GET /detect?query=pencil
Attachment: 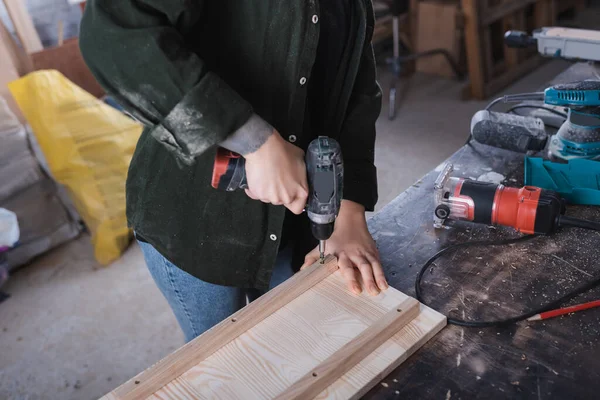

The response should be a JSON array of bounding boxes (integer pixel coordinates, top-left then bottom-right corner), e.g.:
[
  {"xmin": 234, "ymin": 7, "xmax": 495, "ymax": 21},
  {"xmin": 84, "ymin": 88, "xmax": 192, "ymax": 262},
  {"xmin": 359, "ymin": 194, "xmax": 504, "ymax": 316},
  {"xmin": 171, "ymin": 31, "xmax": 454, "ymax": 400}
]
[{"xmin": 527, "ymin": 300, "xmax": 600, "ymax": 321}]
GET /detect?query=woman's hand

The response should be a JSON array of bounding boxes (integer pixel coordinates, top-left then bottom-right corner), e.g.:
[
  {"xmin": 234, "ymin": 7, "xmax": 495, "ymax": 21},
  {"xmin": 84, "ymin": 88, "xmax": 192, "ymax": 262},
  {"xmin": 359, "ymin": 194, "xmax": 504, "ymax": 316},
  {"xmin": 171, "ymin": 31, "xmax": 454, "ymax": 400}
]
[
  {"xmin": 244, "ymin": 132, "xmax": 308, "ymax": 215},
  {"xmin": 301, "ymin": 200, "xmax": 388, "ymax": 296}
]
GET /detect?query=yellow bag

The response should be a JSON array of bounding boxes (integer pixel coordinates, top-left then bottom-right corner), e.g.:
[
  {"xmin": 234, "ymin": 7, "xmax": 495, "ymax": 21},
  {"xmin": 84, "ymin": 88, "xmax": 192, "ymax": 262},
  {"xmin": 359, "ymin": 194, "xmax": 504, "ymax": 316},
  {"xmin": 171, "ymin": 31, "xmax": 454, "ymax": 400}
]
[{"xmin": 9, "ymin": 70, "xmax": 142, "ymax": 264}]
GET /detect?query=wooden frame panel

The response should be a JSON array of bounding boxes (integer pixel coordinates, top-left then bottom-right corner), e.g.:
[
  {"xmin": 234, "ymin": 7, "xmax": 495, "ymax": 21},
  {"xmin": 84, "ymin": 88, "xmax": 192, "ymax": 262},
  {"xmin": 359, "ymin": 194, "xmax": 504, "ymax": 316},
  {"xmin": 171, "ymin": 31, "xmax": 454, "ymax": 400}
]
[{"xmin": 102, "ymin": 257, "xmax": 446, "ymax": 400}]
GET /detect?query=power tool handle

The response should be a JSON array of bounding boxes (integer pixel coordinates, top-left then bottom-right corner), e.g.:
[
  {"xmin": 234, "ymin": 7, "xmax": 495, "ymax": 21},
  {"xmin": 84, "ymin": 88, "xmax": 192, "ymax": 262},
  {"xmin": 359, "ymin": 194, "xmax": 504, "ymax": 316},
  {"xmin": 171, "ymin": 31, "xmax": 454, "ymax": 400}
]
[
  {"xmin": 211, "ymin": 148, "xmax": 247, "ymax": 191},
  {"xmin": 471, "ymin": 111, "xmax": 547, "ymax": 153}
]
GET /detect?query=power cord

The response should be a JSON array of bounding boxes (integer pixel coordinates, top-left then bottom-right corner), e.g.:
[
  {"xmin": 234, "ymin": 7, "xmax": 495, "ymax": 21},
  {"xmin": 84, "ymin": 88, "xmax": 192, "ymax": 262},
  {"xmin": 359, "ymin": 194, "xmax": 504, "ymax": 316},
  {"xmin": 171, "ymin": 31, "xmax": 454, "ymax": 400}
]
[
  {"xmin": 415, "ymin": 234, "xmax": 600, "ymax": 327},
  {"xmin": 507, "ymin": 104, "xmax": 568, "ymax": 119}
]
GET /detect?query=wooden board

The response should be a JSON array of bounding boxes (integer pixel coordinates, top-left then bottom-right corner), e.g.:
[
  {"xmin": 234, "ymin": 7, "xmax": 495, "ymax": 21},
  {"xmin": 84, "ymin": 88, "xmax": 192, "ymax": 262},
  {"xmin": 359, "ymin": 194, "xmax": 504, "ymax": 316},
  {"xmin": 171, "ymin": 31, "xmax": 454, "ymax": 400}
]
[
  {"xmin": 101, "ymin": 259, "xmax": 446, "ymax": 399},
  {"xmin": 2, "ymin": 0, "xmax": 43, "ymax": 53},
  {"xmin": 416, "ymin": 0, "xmax": 461, "ymax": 78},
  {"xmin": 0, "ymin": 20, "xmax": 30, "ymax": 122}
]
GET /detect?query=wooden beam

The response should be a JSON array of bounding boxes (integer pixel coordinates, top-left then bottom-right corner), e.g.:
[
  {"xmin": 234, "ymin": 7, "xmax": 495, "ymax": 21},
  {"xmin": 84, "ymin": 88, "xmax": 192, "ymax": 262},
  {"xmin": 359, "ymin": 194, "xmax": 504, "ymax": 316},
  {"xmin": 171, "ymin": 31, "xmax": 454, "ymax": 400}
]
[
  {"xmin": 503, "ymin": 14, "xmax": 520, "ymax": 70},
  {"xmin": 0, "ymin": 20, "xmax": 30, "ymax": 122},
  {"xmin": 103, "ymin": 255, "xmax": 339, "ymax": 400},
  {"xmin": 3, "ymin": 0, "xmax": 43, "ymax": 53},
  {"xmin": 274, "ymin": 297, "xmax": 420, "ymax": 400},
  {"xmin": 482, "ymin": 0, "xmax": 538, "ymax": 25},
  {"xmin": 461, "ymin": 0, "xmax": 486, "ymax": 99},
  {"xmin": 535, "ymin": 0, "xmax": 555, "ymax": 27}
]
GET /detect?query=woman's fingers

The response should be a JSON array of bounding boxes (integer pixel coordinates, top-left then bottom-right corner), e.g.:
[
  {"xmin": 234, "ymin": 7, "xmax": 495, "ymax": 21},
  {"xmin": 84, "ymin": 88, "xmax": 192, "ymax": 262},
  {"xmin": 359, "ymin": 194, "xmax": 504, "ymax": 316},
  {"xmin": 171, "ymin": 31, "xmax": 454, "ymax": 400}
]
[
  {"xmin": 365, "ymin": 252, "xmax": 388, "ymax": 291},
  {"xmin": 339, "ymin": 253, "xmax": 361, "ymax": 295},
  {"xmin": 351, "ymin": 254, "xmax": 379, "ymax": 296}
]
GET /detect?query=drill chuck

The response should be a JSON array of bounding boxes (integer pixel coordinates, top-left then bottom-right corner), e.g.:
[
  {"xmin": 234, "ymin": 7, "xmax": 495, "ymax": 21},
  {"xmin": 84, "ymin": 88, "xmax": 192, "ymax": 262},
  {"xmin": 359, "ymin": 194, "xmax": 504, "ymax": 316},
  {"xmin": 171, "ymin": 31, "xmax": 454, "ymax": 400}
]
[{"xmin": 310, "ymin": 221, "xmax": 334, "ymax": 241}]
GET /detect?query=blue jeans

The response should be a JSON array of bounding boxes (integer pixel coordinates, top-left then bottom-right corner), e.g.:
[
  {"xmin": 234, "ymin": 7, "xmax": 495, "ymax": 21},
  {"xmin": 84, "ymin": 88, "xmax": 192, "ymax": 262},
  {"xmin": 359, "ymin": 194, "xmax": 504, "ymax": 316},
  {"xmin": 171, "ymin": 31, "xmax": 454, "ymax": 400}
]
[{"xmin": 138, "ymin": 240, "xmax": 294, "ymax": 342}]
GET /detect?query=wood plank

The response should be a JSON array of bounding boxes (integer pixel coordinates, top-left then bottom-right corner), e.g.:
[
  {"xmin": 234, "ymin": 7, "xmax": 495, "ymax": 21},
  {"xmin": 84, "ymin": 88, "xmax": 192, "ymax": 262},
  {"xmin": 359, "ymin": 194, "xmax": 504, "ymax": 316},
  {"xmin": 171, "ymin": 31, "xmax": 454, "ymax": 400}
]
[
  {"xmin": 2, "ymin": 0, "xmax": 43, "ymax": 53},
  {"xmin": 0, "ymin": 20, "xmax": 29, "ymax": 122},
  {"xmin": 336, "ymin": 305, "xmax": 447, "ymax": 400},
  {"xmin": 535, "ymin": 0, "xmax": 555, "ymax": 27},
  {"xmin": 502, "ymin": 14, "xmax": 519, "ymax": 69},
  {"xmin": 461, "ymin": 0, "xmax": 486, "ymax": 99},
  {"xmin": 482, "ymin": 26, "xmax": 495, "ymax": 81},
  {"xmin": 481, "ymin": 0, "xmax": 538, "ymax": 25},
  {"xmin": 415, "ymin": 0, "xmax": 461, "ymax": 78},
  {"xmin": 275, "ymin": 297, "xmax": 419, "ymax": 400},
  {"xmin": 409, "ymin": 0, "xmax": 420, "ymax": 49},
  {"xmin": 101, "ymin": 255, "xmax": 339, "ymax": 400},
  {"xmin": 148, "ymin": 272, "xmax": 446, "ymax": 399}
]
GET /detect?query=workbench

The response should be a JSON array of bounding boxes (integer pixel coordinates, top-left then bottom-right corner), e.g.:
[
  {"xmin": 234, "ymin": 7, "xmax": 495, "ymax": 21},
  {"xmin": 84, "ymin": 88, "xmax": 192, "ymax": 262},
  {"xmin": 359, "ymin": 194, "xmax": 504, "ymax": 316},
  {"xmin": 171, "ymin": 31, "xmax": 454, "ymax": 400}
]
[{"xmin": 365, "ymin": 62, "xmax": 600, "ymax": 399}]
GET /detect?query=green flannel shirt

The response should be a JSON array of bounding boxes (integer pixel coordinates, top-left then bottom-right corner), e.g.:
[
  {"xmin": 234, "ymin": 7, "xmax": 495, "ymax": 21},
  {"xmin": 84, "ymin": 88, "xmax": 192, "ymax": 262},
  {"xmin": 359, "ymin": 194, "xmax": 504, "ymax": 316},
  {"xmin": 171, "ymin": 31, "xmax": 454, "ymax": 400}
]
[{"xmin": 79, "ymin": 0, "xmax": 381, "ymax": 289}]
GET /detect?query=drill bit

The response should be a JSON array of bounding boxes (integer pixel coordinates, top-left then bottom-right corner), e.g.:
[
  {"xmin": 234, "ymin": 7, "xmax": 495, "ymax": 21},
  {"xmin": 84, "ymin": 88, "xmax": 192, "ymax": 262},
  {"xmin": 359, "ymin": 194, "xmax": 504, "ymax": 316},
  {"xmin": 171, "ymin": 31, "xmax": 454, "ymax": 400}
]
[{"xmin": 319, "ymin": 240, "xmax": 326, "ymax": 264}]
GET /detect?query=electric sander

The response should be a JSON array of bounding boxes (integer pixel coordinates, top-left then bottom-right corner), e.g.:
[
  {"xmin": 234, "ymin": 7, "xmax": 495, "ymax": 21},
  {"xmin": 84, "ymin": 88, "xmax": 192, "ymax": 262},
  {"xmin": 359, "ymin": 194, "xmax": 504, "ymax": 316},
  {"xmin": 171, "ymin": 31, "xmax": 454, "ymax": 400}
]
[
  {"xmin": 471, "ymin": 80, "xmax": 600, "ymax": 161},
  {"xmin": 212, "ymin": 137, "xmax": 343, "ymax": 263}
]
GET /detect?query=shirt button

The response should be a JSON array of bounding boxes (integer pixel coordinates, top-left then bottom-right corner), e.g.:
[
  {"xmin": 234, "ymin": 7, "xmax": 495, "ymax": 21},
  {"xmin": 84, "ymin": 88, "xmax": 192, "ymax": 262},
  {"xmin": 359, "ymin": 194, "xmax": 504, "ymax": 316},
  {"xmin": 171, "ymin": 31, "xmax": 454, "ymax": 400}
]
[
  {"xmin": 288, "ymin": 135, "xmax": 297, "ymax": 143},
  {"xmin": 269, "ymin": 234, "xmax": 277, "ymax": 241},
  {"xmin": 299, "ymin": 77, "xmax": 307, "ymax": 86},
  {"xmin": 312, "ymin": 15, "xmax": 319, "ymax": 24}
]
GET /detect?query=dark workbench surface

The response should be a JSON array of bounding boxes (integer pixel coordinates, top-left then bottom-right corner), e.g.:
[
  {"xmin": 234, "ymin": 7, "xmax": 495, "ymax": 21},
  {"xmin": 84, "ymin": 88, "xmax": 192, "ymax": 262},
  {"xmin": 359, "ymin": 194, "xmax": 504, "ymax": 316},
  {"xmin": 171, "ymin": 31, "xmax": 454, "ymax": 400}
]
[{"xmin": 365, "ymin": 62, "xmax": 600, "ymax": 400}]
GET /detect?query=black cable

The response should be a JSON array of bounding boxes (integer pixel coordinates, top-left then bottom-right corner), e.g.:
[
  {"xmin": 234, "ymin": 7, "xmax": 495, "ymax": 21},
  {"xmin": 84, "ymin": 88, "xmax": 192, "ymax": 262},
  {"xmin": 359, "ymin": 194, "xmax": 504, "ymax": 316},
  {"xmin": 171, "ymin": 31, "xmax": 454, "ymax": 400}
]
[
  {"xmin": 507, "ymin": 104, "xmax": 568, "ymax": 119},
  {"xmin": 559, "ymin": 215, "xmax": 600, "ymax": 232},
  {"xmin": 415, "ymin": 235, "xmax": 600, "ymax": 327}
]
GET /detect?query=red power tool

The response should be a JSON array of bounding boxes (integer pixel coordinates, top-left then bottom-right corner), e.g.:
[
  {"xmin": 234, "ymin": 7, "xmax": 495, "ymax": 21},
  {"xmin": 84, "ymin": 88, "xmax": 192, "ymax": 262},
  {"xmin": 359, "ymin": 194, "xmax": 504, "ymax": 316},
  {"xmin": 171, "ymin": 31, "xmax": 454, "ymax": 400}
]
[
  {"xmin": 433, "ymin": 163, "xmax": 566, "ymax": 235},
  {"xmin": 212, "ymin": 148, "xmax": 248, "ymax": 191}
]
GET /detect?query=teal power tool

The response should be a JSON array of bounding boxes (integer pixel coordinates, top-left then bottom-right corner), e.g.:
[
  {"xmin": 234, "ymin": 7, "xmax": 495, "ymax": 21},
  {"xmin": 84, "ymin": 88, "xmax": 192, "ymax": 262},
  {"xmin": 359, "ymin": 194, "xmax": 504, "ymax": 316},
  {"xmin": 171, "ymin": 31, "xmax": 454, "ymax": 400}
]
[
  {"xmin": 471, "ymin": 80, "xmax": 600, "ymax": 161},
  {"xmin": 212, "ymin": 136, "xmax": 343, "ymax": 264}
]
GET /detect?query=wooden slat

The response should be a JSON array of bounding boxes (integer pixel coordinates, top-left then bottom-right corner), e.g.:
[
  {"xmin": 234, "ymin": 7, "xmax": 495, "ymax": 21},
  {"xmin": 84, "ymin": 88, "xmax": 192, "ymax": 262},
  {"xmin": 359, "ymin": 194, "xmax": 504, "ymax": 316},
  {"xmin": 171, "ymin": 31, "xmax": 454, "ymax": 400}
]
[
  {"xmin": 275, "ymin": 297, "xmax": 420, "ymax": 400},
  {"xmin": 409, "ymin": 0, "xmax": 420, "ymax": 49},
  {"xmin": 415, "ymin": 0, "xmax": 460, "ymax": 78},
  {"xmin": 461, "ymin": 0, "xmax": 486, "ymax": 99},
  {"xmin": 535, "ymin": 0, "xmax": 555, "ymax": 27},
  {"xmin": 103, "ymin": 255, "xmax": 339, "ymax": 400},
  {"xmin": 482, "ymin": 26, "xmax": 496, "ymax": 81},
  {"xmin": 2, "ymin": 0, "xmax": 43, "ymax": 53},
  {"xmin": 503, "ymin": 14, "xmax": 519, "ymax": 69},
  {"xmin": 481, "ymin": 0, "xmax": 538, "ymax": 25},
  {"xmin": 0, "ymin": 20, "xmax": 29, "ymax": 122},
  {"xmin": 340, "ymin": 305, "xmax": 447, "ymax": 400}
]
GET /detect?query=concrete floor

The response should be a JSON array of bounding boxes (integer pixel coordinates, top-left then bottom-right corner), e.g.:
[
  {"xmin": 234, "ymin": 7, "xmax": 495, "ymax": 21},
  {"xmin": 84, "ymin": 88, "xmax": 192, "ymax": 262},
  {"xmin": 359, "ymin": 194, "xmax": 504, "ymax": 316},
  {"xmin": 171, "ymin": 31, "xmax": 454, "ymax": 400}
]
[{"xmin": 0, "ymin": 53, "xmax": 572, "ymax": 399}]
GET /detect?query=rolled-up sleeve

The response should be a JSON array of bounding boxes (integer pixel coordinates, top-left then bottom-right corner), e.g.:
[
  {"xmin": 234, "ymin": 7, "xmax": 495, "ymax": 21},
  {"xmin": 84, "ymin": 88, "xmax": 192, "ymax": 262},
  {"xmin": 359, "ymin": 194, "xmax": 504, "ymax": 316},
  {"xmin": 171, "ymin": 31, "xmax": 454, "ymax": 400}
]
[{"xmin": 79, "ymin": 0, "xmax": 254, "ymax": 166}]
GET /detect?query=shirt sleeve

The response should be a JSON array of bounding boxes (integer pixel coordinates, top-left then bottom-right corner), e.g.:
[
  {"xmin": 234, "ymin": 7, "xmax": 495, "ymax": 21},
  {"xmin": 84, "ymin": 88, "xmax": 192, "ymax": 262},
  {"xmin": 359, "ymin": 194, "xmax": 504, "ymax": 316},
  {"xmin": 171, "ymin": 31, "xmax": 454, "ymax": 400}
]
[
  {"xmin": 79, "ymin": 0, "xmax": 255, "ymax": 166},
  {"xmin": 339, "ymin": 39, "xmax": 382, "ymax": 212}
]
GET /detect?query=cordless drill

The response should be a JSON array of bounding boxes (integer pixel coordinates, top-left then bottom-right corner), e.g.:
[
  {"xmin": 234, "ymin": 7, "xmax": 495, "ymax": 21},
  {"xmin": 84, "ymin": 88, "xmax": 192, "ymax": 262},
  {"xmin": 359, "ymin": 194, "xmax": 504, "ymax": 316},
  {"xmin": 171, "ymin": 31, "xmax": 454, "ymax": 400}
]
[
  {"xmin": 433, "ymin": 163, "xmax": 600, "ymax": 234},
  {"xmin": 212, "ymin": 137, "xmax": 344, "ymax": 263}
]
